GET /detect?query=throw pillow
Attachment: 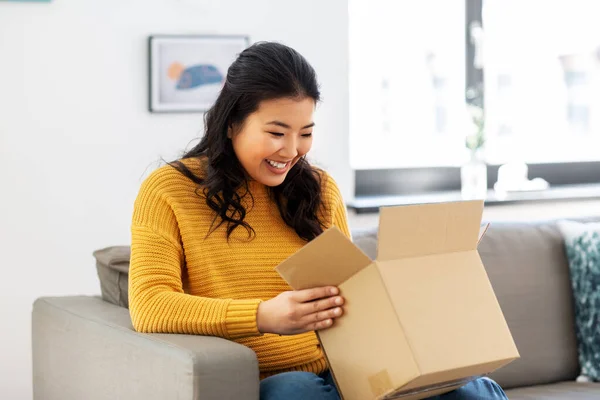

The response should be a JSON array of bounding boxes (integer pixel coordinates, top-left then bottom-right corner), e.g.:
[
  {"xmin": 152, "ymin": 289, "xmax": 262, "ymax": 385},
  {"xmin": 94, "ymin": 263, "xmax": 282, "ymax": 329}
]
[
  {"xmin": 93, "ymin": 246, "xmax": 131, "ymax": 308},
  {"xmin": 557, "ymin": 220, "xmax": 600, "ymax": 381}
]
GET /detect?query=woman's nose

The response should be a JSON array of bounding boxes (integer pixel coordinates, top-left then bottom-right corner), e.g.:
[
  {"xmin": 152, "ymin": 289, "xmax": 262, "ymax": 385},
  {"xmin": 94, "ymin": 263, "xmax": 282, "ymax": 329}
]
[{"xmin": 279, "ymin": 136, "xmax": 299, "ymax": 159}]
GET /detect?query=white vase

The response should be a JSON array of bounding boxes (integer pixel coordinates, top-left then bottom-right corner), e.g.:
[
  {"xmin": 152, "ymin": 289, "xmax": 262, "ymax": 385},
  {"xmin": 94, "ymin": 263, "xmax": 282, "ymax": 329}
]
[{"xmin": 461, "ymin": 152, "xmax": 488, "ymax": 199}]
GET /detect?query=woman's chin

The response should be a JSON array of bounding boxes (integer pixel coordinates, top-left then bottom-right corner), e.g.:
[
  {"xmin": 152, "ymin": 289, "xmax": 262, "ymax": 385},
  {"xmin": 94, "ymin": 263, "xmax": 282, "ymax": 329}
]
[{"xmin": 260, "ymin": 175, "xmax": 287, "ymax": 187}]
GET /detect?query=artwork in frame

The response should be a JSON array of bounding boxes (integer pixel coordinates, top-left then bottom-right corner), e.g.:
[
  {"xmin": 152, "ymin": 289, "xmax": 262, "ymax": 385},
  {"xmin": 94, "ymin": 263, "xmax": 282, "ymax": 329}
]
[{"xmin": 148, "ymin": 35, "xmax": 250, "ymax": 113}]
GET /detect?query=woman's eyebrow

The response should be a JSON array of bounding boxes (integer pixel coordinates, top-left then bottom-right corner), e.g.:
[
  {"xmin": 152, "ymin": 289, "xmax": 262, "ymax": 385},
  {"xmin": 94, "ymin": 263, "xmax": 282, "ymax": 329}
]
[{"xmin": 265, "ymin": 120, "xmax": 315, "ymax": 129}]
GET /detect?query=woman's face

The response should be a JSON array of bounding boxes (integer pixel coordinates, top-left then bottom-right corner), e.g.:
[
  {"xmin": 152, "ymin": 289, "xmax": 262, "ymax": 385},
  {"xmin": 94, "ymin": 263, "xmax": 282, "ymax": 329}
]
[{"xmin": 230, "ymin": 97, "xmax": 315, "ymax": 187}]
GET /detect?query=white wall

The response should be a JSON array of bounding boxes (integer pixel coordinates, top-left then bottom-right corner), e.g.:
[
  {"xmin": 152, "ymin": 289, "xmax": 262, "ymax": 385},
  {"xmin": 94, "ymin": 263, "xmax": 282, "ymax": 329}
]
[{"xmin": 0, "ymin": 1, "xmax": 350, "ymax": 398}]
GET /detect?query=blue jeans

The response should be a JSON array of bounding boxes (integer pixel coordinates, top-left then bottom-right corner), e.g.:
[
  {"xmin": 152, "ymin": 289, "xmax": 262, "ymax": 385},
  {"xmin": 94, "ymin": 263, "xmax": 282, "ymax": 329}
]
[{"xmin": 260, "ymin": 371, "xmax": 508, "ymax": 400}]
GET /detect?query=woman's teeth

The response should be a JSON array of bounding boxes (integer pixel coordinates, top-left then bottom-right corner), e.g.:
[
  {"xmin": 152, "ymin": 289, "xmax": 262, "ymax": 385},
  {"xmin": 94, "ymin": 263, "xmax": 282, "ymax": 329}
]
[{"xmin": 266, "ymin": 159, "xmax": 288, "ymax": 169}]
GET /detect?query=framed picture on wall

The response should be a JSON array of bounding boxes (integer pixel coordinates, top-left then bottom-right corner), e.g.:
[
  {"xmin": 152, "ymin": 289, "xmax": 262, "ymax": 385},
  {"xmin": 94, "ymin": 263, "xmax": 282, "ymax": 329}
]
[{"xmin": 148, "ymin": 34, "xmax": 250, "ymax": 113}]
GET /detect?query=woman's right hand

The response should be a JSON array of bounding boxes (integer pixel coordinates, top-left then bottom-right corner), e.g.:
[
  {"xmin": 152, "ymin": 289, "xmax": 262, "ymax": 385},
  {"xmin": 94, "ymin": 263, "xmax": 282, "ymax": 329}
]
[{"xmin": 256, "ymin": 286, "xmax": 344, "ymax": 335}]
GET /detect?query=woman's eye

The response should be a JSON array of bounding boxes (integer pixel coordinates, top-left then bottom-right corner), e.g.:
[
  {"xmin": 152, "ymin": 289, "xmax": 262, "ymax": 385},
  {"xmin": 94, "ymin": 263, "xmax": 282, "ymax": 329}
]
[
  {"xmin": 268, "ymin": 132, "xmax": 284, "ymax": 137},
  {"xmin": 301, "ymin": 133, "xmax": 313, "ymax": 137}
]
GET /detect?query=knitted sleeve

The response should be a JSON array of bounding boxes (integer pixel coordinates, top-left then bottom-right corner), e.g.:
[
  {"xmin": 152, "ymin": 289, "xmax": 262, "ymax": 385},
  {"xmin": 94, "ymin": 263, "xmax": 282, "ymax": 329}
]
[{"xmin": 128, "ymin": 167, "xmax": 262, "ymax": 339}]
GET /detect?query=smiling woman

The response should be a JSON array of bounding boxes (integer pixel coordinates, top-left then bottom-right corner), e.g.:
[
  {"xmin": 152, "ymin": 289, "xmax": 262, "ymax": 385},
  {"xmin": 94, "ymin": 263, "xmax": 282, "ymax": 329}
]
[{"xmin": 129, "ymin": 42, "xmax": 350, "ymax": 400}]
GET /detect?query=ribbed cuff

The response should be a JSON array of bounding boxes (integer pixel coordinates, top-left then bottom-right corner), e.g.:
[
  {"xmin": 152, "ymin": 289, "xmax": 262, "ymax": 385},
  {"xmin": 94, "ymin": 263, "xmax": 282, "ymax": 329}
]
[{"xmin": 225, "ymin": 299, "xmax": 263, "ymax": 339}]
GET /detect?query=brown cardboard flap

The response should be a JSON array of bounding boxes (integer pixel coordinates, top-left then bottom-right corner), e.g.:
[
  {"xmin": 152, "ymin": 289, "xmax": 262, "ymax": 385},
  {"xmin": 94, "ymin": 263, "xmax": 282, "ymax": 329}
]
[
  {"xmin": 377, "ymin": 200, "xmax": 484, "ymax": 261},
  {"xmin": 478, "ymin": 223, "xmax": 490, "ymax": 245},
  {"xmin": 275, "ymin": 227, "xmax": 373, "ymax": 290}
]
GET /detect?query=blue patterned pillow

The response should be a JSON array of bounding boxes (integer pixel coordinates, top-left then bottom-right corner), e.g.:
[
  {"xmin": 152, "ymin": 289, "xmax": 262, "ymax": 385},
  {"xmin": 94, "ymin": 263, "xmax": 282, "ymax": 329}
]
[{"xmin": 558, "ymin": 220, "xmax": 600, "ymax": 381}]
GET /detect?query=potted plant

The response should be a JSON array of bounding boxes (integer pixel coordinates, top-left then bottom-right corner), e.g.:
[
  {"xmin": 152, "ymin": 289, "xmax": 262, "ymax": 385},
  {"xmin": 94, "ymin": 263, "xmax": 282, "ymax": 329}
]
[{"xmin": 461, "ymin": 87, "xmax": 488, "ymax": 199}]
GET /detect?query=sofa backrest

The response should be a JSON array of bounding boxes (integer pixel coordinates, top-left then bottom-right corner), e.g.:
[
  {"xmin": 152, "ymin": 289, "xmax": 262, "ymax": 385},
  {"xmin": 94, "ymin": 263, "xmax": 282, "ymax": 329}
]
[
  {"xmin": 353, "ymin": 218, "xmax": 600, "ymax": 390},
  {"xmin": 477, "ymin": 222, "xmax": 580, "ymax": 388}
]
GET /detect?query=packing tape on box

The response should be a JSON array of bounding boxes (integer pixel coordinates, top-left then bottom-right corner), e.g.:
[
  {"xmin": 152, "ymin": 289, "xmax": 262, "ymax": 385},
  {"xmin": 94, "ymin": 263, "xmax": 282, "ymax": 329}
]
[{"xmin": 368, "ymin": 369, "xmax": 393, "ymax": 398}]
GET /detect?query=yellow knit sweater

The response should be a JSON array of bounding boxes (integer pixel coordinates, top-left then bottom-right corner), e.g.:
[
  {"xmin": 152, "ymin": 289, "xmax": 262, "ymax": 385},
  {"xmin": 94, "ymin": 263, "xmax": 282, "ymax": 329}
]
[{"xmin": 129, "ymin": 158, "xmax": 351, "ymax": 378}]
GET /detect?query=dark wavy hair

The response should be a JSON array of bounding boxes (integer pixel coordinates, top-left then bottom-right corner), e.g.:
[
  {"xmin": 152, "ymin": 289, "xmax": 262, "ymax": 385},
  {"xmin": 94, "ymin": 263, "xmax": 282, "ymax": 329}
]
[{"xmin": 170, "ymin": 42, "xmax": 325, "ymax": 241}]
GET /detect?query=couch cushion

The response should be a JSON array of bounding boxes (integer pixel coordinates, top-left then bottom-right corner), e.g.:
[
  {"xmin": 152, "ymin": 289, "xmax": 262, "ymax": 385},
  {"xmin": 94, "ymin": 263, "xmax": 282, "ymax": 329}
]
[
  {"xmin": 505, "ymin": 381, "xmax": 600, "ymax": 399},
  {"xmin": 352, "ymin": 228, "xmax": 378, "ymax": 259},
  {"xmin": 480, "ymin": 222, "xmax": 580, "ymax": 389}
]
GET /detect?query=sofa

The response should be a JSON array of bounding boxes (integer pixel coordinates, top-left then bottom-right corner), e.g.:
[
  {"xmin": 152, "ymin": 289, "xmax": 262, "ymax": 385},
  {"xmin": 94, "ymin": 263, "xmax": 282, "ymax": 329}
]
[{"xmin": 32, "ymin": 218, "xmax": 600, "ymax": 399}]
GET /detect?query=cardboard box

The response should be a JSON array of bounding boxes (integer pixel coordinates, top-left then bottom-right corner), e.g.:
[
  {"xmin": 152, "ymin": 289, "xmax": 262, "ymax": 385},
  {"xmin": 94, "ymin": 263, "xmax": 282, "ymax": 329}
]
[{"xmin": 276, "ymin": 200, "xmax": 519, "ymax": 400}]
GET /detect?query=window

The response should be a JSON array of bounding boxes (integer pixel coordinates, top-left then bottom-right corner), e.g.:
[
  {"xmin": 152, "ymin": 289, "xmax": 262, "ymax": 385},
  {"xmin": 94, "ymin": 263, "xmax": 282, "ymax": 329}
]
[
  {"xmin": 350, "ymin": 0, "xmax": 600, "ymax": 199},
  {"xmin": 483, "ymin": 0, "xmax": 600, "ymax": 164},
  {"xmin": 349, "ymin": 0, "xmax": 466, "ymax": 169}
]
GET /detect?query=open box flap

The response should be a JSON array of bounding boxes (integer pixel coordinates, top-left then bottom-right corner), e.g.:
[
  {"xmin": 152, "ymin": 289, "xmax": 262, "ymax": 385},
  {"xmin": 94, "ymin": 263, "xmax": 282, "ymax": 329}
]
[
  {"xmin": 276, "ymin": 227, "xmax": 373, "ymax": 290},
  {"xmin": 478, "ymin": 223, "xmax": 490, "ymax": 245},
  {"xmin": 377, "ymin": 200, "xmax": 485, "ymax": 261}
]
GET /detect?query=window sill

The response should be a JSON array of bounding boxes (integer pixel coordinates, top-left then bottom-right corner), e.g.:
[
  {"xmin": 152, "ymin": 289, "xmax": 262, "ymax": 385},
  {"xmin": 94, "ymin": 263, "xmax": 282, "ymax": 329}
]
[{"xmin": 347, "ymin": 183, "xmax": 600, "ymax": 214}]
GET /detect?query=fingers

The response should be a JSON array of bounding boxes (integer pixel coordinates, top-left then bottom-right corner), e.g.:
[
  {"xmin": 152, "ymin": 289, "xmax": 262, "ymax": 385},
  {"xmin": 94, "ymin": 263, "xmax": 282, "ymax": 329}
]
[
  {"xmin": 311, "ymin": 305, "xmax": 343, "ymax": 323},
  {"xmin": 298, "ymin": 294, "xmax": 344, "ymax": 316},
  {"xmin": 310, "ymin": 318, "xmax": 334, "ymax": 331},
  {"xmin": 305, "ymin": 306, "xmax": 344, "ymax": 331},
  {"xmin": 285, "ymin": 287, "xmax": 345, "ymax": 334},
  {"xmin": 293, "ymin": 286, "xmax": 339, "ymax": 303},
  {"xmin": 300, "ymin": 299, "xmax": 344, "ymax": 331}
]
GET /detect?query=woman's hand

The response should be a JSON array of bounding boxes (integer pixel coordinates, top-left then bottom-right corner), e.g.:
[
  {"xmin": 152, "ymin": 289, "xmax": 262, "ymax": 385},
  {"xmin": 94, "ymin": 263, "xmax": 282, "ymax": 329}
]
[{"xmin": 256, "ymin": 286, "xmax": 344, "ymax": 335}]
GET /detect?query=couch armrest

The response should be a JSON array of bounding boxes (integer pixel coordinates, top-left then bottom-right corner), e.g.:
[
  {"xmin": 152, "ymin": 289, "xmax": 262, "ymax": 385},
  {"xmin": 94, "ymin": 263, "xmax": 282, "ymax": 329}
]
[{"xmin": 32, "ymin": 296, "xmax": 259, "ymax": 400}]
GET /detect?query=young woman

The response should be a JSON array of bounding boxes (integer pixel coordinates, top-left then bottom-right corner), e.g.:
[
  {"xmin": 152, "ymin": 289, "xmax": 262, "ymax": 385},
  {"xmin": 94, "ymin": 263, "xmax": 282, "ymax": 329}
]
[{"xmin": 129, "ymin": 41, "xmax": 508, "ymax": 400}]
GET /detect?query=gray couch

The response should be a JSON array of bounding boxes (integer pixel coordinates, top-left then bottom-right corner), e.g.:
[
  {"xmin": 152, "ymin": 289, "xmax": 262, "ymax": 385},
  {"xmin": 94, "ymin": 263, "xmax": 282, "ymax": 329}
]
[{"xmin": 32, "ymin": 218, "xmax": 600, "ymax": 399}]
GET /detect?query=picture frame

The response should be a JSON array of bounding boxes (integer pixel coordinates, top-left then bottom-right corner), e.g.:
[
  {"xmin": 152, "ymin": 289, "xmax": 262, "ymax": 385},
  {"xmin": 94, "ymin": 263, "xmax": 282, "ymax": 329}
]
[{"xmin": 148, "ymin": 34, "xmax": 250, "ymax": 113}]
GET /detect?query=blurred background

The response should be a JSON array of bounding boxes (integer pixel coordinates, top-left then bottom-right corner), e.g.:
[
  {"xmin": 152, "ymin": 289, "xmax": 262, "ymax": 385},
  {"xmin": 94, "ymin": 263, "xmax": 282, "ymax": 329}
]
[{"xmin": 1, "ymin": 0, "xmax": 599, "ymax": 398}]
